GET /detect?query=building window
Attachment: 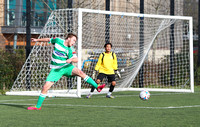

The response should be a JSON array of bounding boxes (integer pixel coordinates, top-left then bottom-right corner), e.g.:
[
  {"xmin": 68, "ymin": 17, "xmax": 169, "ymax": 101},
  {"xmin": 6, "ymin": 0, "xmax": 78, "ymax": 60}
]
[
  {"xmin": 5, "ymin": 0, "xmax": 57, "ymax": 27},
  {"xmin": 6, "ymin": 0, "xmax": 16, "ymax": 26}
]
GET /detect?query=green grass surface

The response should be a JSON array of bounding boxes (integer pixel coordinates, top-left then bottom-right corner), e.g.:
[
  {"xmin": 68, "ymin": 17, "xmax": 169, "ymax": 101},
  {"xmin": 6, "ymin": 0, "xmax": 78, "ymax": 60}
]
[{"xmin": 1, "ymin": 87, "xmax": 200, "ymax": 127}]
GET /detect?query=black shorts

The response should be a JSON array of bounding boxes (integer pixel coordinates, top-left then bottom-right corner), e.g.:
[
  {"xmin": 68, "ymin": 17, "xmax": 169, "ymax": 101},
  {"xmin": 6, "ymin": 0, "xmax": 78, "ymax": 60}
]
[{"xmin": 97, "ymin": 73, "xmax": 115, "ymax": 82}]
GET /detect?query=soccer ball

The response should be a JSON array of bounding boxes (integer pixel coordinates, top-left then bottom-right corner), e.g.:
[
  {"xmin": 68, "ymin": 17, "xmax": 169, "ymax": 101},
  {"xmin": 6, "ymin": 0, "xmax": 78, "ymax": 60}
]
[{"xmin": 139, "ymin": 90, "xmax": 150, "ymax": 100}]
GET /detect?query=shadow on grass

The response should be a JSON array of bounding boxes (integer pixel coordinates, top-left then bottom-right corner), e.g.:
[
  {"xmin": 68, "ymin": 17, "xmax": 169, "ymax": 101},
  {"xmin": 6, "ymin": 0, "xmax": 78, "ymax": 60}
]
[{"xmin": 0, "ymin": 103, "xmax": 29, "ymax": 110}]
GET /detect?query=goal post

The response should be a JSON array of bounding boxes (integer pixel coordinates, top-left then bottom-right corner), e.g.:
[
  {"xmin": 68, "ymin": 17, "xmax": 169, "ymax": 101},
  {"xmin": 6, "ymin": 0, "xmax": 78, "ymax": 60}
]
[{"xmin": 6, "ymin": 8, "xmax": 194, "ymax": 97}]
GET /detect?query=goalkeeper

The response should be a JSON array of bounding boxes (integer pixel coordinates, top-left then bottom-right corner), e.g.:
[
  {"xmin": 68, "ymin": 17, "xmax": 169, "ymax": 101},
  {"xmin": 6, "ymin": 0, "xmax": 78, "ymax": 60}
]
[
  {"xmin": 86, "ymin": 42, "xmax": 121, "ymax": 99},
  {"xmin": 27, "ymin": 33, "xmax": 105, "ymax": 110}
]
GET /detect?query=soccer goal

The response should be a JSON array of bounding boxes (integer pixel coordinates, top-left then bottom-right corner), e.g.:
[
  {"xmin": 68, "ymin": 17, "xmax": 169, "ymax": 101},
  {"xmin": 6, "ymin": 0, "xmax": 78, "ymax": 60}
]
[{"xmin": 6, "ymin": 8, "xmax": 194, "ymax": 97}]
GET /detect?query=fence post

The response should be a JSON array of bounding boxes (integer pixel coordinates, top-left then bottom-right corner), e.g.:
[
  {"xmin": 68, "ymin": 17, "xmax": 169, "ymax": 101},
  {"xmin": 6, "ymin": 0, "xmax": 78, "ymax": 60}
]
[
  {"xmin": 26, "ymin": 0, "xmax": 31, "ymax": 90},
  {"xmin": 105, "ymin": 0, "xmax": 110, "ymax": 44},
  {"xmin": 196, "ymin": 0, "xmax": 200, "ymax": 85},
  {"xmin": 139, "ymin": 0, "xmax": 144, "ymax": 88},
  {"xmin": 170, "ymin": 0, "xmax": 175, "ymax": 86}
]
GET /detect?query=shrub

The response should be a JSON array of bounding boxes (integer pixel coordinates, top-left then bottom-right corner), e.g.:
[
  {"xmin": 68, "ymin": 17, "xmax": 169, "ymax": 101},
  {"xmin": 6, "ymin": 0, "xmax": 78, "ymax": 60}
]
[{"xmin": 0, "ymin": 48, "xmax": 26, "ymax": 91}]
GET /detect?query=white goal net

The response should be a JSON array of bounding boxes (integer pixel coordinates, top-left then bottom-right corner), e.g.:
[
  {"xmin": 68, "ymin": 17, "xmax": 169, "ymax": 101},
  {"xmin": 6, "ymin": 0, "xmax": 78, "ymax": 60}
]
[{"xmin": 6, "ymin": 8, "xmax": 194, "ymax": 97}]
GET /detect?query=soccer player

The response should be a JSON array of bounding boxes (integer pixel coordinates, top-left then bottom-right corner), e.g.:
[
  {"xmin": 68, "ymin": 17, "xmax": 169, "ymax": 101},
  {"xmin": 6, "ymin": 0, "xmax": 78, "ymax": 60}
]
[
  {"xmin": 27, "ymin": 33, "xmax": 105, "ymax": 110},
  {"xmin": 86, "ymin": 42, "xmax": 121, "ymax": 99}
]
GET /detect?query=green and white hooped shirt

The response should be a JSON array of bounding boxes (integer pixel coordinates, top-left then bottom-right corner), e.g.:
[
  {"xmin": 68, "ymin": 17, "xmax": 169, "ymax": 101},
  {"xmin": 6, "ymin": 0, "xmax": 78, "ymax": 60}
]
[{"xmin": 49, "ymin": 37, "xmax": 77, "ymax": 69}]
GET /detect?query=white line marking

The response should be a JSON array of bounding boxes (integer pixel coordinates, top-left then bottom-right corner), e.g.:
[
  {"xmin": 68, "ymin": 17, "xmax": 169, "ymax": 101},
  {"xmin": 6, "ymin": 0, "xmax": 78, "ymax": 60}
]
[{"xmin": 1, "ymin": 102, "xmax": 200, "ymax": 109}]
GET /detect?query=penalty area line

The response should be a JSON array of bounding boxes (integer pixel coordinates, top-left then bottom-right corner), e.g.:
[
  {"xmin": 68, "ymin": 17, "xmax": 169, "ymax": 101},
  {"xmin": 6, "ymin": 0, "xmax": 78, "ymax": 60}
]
[{"xmin": 1, "ymin": 102, "xmax": 200, "ymax": 109}]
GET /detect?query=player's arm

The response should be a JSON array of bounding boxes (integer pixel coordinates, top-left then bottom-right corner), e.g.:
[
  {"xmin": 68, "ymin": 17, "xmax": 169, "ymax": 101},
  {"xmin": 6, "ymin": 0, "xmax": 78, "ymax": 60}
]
[
  {"xmin": 113, "ymin": 53, "xmax": 118, "ymax": 70},
  {"xmin": 66, "ymin": 56, "xmax": 78, "ymax": 63},
  {"xmin": 113, "ymin": 53, "xmax": 121, "ymax": 79},
  {"xmin": 95, "ymin": 54, "xmax": 103, "ymax": 71},
  {"xmin": 66, "ymin": 46, "xmax": 78, "ymax": 63},
  {"xmin": 92, "ymin": 54, "xmax": 103, "ymax": 79},
  {"xmin": 31, "ymin": 38, "xmax": 51, "ymax": 42}
]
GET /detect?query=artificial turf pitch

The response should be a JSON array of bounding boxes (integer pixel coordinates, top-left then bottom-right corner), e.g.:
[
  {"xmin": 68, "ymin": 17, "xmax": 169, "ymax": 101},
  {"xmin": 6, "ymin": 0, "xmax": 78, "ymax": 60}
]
[{"xmin": 1, "ymin": 88, "xmax": 200, "ymax": 127}]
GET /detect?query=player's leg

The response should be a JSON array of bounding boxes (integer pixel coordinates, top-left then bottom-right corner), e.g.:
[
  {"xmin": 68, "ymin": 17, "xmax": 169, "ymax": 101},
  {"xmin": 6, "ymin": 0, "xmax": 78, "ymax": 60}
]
[
  {"xmin": 91, "ymin": 79, "xmax": 101, "ymax": 92},
  {"xmin": 86, "ymin": 79, "xmax": 100, "ymax": 98},
  {"xmin": 90, "ymin": 79, "xmax": 101, "ymax": 93},
  {"xmin": 28, "ymin": 69, "xmax": 62, "ymax": 110},
  {"xmin": 90, "ymin": 73, "xmax": 105, "ymax": 92},
  {"xmin": 106, "ymin": 74, "xmax": 116, "ymax": 98},
  {"xmin": 71, "ymin": 67, "xmax": 105, "ymax": 92},
  {"xmin": 34, "ymin": 81, "xmax": 54, "ymax": 108},
  {"xmin": 87, "ymin": 73, "xmax": 105, "ymax": 98}
]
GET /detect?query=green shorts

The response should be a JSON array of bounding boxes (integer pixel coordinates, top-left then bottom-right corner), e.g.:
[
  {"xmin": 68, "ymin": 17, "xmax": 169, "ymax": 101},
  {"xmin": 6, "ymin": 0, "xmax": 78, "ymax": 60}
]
[{"xmin": 46, "ymin": 64, "xmax": 75, "ymax": 82}]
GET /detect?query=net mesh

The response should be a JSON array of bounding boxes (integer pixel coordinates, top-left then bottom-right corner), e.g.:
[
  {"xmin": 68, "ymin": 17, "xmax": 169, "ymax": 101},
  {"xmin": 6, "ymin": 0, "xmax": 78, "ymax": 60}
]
[{"xmin": 9, "ymin": 8, "xmax": 193, "ymax": 96}]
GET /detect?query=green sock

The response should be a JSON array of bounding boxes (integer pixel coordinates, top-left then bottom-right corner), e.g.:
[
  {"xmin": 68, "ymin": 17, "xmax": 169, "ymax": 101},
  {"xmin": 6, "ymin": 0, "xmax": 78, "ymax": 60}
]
[
  {"xmin": 84, "ymin": 76, "xmax": 98, "ymax": 88},
  {"xmin": 36, "ymin": 93, "xmax": 46, "ymax": 108}
]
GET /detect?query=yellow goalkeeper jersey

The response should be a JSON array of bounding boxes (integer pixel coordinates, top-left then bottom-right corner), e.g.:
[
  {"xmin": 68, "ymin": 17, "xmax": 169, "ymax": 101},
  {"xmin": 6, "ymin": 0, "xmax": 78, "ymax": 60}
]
[{"xmin": 95, "ymin": 52, "xmax": 118, "ymax": 74}]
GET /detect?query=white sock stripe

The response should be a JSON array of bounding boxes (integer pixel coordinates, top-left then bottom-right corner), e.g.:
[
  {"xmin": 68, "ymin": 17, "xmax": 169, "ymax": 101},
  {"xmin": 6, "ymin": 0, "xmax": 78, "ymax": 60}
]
[
  {"xmin": 84, "ymin": 76, "xmax": 89, "ymax": 81},
  {"xmin": 40, "ymin": 93, "xmax": 47, "ymax": 97}
]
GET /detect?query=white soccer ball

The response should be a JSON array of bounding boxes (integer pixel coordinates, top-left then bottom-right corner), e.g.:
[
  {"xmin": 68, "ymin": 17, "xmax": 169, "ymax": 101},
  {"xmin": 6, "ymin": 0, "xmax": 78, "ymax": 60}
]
[{"xmin": 139, "ymin": 90, "xmax": 150, "ymax": 100}]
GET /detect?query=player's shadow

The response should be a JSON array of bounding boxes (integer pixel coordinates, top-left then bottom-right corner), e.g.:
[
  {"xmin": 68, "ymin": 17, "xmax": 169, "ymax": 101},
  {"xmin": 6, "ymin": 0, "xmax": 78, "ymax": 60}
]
[{"xmin": 0, "ymin": 103, "xmax": 28, "ymax": 110}]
